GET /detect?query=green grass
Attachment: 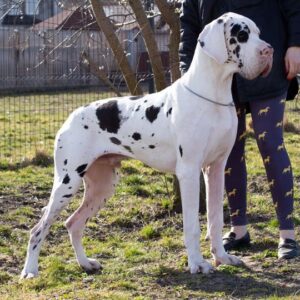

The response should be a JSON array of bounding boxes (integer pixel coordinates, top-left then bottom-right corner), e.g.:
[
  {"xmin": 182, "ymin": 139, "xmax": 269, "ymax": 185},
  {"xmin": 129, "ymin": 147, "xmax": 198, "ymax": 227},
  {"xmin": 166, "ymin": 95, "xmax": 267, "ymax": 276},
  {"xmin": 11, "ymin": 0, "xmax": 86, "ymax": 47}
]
[
  {"xmin": 0, "ymin": 151, "xmax": 299, "ymax": 299},
  {"xmin": 0, "ymin": 89, "xmax": 118, "ymax": 164},
  {"xmin": 139, "ymin": 224, "xmax": 160, "ymax": 240},
  {"xmin": 0, "ymin": 94, "xmax": 300, "ymax": 299}
]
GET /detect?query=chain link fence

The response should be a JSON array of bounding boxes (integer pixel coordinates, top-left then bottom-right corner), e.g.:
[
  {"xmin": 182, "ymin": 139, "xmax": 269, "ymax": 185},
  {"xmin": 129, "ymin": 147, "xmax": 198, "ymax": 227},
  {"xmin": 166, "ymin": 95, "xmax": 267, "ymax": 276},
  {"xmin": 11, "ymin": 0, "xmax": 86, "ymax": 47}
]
[
  {"xmin": 0, "ymin": 0, "xmax": 172, "ymax": 165},
  {"xmin": 0, "ymin": 1, "xmax": 299, "ymax": 165}
]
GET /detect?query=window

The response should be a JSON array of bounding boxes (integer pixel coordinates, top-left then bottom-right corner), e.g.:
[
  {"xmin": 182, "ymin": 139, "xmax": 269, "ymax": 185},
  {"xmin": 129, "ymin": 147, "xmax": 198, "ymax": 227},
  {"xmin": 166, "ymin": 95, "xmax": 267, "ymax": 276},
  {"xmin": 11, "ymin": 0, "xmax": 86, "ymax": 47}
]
[
  {"xmin": 7, "ymin": 0, "xmax": 25, "ymax": 15},
  {"xmin": 6, "ymin": 0, "xmax": 39, "ymax": 16},
  {"xmin": 25, "ymin": 0, "xmax": 39, "ymax": 15},
  {"xmin": 2, "ymin": 0, "xmax": 41, "ymax": 25}
]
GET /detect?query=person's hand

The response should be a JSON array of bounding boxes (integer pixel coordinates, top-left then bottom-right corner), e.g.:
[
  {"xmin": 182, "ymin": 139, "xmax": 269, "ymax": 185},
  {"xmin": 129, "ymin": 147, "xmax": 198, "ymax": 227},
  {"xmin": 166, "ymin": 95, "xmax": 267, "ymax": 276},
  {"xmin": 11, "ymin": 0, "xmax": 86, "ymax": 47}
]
[{"xmin": 285, "ymin": 46, "xmax": 300, "ymax": 80}]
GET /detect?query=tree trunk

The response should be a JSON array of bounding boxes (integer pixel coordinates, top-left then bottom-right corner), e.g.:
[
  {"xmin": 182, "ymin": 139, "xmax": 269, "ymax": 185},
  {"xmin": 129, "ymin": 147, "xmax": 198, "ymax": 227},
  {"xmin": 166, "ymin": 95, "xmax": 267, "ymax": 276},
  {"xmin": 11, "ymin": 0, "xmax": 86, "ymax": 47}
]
[
  {"xmin": 172, "ymin": 173, "xmax": 206, "ymax": 214},
  {"xmin": 154, "ymin": 0, "xmax": 181, "ymax": 82},
  {"xmin": 154, "ymin": 1, "xmax": 183, "ymax": 212},
  {"xmin": 155, "ymin": 0, "xmax": 182, "ymax": 213},
  {"xmin": 90, "ymin": 0, "xmax": 143, "ymax": 95},
  {"xmin": 157, "ymin": 1, "xmax": 206, "ymax": 214},
  {"xmin": 81, "ymin": 51, "xmax": 122, "ymax": 97},
  {"xmin": 128, "ymin": 0, "xmax": 167, "ymax": 92}
]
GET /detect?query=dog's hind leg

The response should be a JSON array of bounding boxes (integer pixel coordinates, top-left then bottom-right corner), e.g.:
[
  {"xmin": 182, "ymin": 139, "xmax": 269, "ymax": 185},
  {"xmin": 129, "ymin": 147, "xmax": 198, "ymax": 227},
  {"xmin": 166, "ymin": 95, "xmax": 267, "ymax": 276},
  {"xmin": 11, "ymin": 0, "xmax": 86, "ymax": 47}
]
[
  {"xmin": 21, "ymin": 157, "xmax": 85, "ymax": 278},
  {"xmin": 65, "ymin": 156, "xmax": 121, "ymax": 273}
]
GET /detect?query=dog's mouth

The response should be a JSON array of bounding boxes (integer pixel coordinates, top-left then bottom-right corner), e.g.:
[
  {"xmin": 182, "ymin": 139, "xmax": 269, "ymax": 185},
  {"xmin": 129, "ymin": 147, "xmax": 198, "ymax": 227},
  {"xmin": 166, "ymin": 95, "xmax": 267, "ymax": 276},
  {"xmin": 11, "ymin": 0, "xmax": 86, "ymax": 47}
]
[
  {"xmin": 239, "ymin": 58, "xmax": 273, "ymax": 80},
  {"xmin": 259, "ymin": 58, "xmax": 273, "ymax": 78},
  {"xmin": 260, "ymin": 64, "xmax": 271, "ymax": 77}
]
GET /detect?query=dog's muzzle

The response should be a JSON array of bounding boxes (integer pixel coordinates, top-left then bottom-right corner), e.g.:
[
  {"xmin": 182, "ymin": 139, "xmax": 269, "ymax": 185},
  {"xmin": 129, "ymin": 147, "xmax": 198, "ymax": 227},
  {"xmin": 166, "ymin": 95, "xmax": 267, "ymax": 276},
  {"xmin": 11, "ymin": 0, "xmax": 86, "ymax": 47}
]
[{"xmin": 259, "ymin": 45, "xmax": 273, "ymax": 78}]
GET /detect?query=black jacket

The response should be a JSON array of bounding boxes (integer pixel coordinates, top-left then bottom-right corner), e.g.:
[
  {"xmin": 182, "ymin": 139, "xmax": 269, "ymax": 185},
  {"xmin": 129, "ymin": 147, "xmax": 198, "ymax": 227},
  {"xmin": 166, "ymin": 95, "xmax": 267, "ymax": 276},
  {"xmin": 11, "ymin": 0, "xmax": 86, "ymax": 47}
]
[{"xmin": 179, "ymin": 0, "xmax": 300, "ymax": 102}]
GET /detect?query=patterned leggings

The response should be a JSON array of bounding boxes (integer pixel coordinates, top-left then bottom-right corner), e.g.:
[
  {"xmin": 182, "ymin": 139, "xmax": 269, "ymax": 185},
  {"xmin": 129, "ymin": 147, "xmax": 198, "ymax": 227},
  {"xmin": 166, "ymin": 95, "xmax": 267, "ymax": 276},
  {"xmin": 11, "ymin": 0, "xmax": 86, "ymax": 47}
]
[{"xmin": 225, "ymin": 94, "xmax": 294, "ymax": 230}]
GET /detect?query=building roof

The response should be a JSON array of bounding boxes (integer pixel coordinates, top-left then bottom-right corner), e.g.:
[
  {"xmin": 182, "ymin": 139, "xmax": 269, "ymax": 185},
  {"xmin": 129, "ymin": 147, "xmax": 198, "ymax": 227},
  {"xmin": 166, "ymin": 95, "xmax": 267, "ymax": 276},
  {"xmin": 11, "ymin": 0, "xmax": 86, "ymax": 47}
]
[
  {"xmin": 2, "ymin": 14, "xmax": 42, "ymax": 26},
  {"xmin": 32, "ymin": 5, "xmax": 139, "ymax": 32}
]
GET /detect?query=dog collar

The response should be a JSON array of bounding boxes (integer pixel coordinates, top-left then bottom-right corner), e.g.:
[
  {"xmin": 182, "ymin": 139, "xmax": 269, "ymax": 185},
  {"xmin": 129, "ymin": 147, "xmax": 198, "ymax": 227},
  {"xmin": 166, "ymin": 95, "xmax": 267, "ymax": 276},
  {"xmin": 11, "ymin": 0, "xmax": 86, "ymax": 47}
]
[{"xmin": 182, "ymin": 83, "xmax": 235, "ymax": 107}]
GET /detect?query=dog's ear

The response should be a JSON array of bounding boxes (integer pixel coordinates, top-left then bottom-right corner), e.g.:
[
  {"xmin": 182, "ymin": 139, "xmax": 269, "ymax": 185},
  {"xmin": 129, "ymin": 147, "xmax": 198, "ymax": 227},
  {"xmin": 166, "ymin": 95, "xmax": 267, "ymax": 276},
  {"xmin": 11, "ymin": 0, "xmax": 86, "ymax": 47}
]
[{"xmin": 198, "ymin": 18, "xmax": 228, "ymax": 64}]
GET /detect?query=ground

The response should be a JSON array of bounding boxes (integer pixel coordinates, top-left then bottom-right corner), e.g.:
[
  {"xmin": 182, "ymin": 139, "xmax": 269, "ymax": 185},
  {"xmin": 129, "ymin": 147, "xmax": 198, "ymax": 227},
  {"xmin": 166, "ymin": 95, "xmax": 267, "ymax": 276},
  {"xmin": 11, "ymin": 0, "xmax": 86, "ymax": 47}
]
[{"xmin": 0, "ymin": 101, "xmax": 300, "ymax": 299}]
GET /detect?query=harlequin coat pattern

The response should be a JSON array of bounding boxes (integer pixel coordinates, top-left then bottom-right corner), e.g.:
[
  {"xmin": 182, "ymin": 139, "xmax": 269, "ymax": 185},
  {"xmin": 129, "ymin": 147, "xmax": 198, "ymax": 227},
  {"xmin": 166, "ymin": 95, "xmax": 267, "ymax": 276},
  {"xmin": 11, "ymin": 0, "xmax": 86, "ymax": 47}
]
[{"xmin": 21, "ymin": 13, "xmax": 273, "ymax": 278}]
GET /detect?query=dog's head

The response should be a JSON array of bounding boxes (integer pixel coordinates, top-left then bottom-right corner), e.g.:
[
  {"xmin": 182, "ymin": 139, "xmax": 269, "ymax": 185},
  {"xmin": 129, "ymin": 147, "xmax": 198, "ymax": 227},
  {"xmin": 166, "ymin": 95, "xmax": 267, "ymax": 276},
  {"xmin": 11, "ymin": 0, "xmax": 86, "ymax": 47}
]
[{"xmin": 198, "ymin": 12, "xmax": 273, "ymax": 80}]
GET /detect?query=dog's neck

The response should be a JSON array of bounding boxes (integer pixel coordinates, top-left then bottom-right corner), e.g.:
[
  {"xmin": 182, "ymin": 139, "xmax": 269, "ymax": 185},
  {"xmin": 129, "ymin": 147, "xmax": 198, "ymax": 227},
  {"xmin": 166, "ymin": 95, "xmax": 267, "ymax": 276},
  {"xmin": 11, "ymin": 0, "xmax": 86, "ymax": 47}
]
[{"xmin": 182, "ymin": 43, "xmax": 237, "ymax": 105}]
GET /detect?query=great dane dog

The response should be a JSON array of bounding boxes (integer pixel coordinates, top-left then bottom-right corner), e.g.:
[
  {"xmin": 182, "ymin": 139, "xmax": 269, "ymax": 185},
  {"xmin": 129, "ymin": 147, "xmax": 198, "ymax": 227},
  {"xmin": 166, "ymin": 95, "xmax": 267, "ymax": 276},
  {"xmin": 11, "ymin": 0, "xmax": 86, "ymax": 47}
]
[{"xmin": 21, "ymin": 13, "xmax": 273, "ymax": 278}]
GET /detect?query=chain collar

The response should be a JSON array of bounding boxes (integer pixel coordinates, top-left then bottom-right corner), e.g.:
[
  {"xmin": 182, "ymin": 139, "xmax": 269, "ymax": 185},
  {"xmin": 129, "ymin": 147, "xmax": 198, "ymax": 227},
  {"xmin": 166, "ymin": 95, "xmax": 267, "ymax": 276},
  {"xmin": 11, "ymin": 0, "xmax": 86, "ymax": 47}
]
[{"xmin": 182, "ymin": 83, "xmax": 235, "ymax": 107}]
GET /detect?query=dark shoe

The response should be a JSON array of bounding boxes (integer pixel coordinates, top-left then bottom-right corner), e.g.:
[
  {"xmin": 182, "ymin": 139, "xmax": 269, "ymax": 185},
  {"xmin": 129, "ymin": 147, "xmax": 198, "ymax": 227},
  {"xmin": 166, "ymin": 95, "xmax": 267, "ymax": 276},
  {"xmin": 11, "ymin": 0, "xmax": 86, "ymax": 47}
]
[
  {"xmin": 223, "ymin": 232, "xmax": 251, "ymax": 251},
  {"xmin": 278, "ymin": 239, "xmax": 300, "ymax": 259}
]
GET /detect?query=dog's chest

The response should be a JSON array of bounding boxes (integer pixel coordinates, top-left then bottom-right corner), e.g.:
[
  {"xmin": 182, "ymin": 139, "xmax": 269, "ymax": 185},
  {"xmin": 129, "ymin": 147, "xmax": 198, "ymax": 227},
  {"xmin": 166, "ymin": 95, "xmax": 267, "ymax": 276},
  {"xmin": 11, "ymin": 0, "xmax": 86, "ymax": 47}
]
[{"xmin": 202, "ymin": 108, "xmax": 237, "ymax": 166}]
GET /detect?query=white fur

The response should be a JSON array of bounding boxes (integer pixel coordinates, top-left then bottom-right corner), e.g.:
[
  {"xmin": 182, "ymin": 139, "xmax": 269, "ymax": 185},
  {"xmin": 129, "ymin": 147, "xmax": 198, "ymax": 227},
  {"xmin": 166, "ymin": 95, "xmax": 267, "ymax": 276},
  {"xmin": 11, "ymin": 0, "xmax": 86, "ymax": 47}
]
[{"xmin": 21, "ymin": 13, "xmax": 273, "ymax": 278}]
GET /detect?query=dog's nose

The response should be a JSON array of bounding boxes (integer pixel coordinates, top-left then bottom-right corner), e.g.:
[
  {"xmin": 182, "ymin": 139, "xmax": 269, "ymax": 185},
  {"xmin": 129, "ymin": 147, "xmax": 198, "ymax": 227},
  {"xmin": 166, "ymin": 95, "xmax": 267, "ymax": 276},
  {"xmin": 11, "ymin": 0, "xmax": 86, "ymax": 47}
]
[{"xmin": 260, "ymin": 45, "xmax": 274, "ymax": 57}]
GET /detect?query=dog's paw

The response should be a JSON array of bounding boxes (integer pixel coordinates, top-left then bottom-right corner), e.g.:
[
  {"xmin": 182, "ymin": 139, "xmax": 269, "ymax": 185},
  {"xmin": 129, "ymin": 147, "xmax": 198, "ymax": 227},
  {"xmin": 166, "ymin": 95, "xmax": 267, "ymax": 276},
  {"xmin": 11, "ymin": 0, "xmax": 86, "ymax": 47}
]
[
  {"xmin": 20, "ymin": 269, "xmax": 38, "ymax": 279},
  {"xmin": 215, "ymin": 254, "xmax": 243, "ymax": 267},
  {"xmin": 189, "ymin": 259, "xmax": 214, "ymax": 274},
  {"xmin": 80, "ymin": 258, "xmax": 102, "ymax": 274}
]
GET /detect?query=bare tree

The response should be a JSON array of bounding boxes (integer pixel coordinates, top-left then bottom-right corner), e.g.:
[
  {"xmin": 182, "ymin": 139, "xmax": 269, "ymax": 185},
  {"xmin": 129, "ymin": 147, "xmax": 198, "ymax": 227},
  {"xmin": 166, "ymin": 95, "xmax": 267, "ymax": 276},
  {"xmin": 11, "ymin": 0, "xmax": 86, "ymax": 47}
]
[
  {"xmin": 2, "ymin": 0, "xmax": 187, "ymax": 210},
  {"xmin": 153, "ymin": 0, "xmax": 182, "ymax": 210},
  {"xmin": 90, "ymin": 0, "xmax": 143, "ymax": 95},
  {"xmin": 128, "ymin": 0, "xmax": 166, "ymax": 91},
  {"xmin": 81, "ymin": 51, "xmax": 122, "ymax": 96},
  {"xmin": 154, "ymin": 0, "xmax": 180, "ymax": 82}
]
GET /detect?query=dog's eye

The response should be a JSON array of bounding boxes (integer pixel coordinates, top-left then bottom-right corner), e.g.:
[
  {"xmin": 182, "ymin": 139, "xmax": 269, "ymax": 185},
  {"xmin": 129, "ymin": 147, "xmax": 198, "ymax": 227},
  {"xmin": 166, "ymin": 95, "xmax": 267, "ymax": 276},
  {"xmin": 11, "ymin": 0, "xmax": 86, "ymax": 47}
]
[{"xmin": 237, "ymin": 30, "xmax": 249, "ymax": 43}]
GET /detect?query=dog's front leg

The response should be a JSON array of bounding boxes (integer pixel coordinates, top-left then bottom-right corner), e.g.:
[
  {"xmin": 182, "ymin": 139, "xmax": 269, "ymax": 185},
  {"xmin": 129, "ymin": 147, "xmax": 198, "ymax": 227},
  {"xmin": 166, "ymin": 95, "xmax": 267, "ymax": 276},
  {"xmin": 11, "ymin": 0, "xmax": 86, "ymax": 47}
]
[
  {"xmin": 204, "ymin": 160, "xmax": 242, "ymax": 267},
  {"xmin": 176, "ymin": 163, "xmax": 213, "ymax": 274}
]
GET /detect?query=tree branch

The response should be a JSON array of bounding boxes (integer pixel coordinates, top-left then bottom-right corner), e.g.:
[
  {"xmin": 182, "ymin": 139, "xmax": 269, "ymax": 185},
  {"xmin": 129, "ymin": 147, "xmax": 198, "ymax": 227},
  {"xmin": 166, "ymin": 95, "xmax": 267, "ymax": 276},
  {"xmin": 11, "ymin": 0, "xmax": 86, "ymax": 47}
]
[
  {"xmin": 81, "ymin": 51, "xmax": 122, "ymax": 97},
  {"xmin": 90, "ymin": 0, "xmax": 143, "ymax": 95},
  {"xmin": 128, "ymin": 0, "xmax": 166, "ymax": 92},
  {"xmin": 154, "ymin": 0, "xmax": 181, "ymax": 82}
]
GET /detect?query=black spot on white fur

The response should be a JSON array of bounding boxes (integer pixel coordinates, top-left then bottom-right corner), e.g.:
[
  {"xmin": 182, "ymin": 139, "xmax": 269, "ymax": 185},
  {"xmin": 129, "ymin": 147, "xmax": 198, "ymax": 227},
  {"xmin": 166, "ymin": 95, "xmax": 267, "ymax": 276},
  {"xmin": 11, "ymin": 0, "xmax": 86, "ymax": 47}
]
[
  {"xmin": 230, "ymin": 24, "xmax": 241, "ymax": 37},
  {"xmin": 76, "ymin": 164, "xmax": 88, "ymax": 177},
  {"xmin": 149, "ymin": 145, "xmax": 155, "ymax": 149},
  {"xmin": 110, "ymin": 137, "xmax": 122, "ymax": 145},
  {"xmin": 123, "ymin": 145, "xmax": 133, "ymax": 153},
  {"xmin": 132, "ymin": 132, "xmax": 141, "ymax": 141},
  {"xmin": 235, "ymin": 45, "xmax": 241, "ymax": 58},
  {"xmin": 95, "ymin": 100, "xmax": 121, "ymax": 134},
  {"xmin": 179, "ymin": 145, "xmax": 183, "ymax": 157},
  {"xmin": 145, "ymin": 105, "xmax": 160, "ymax": 123},
  {"xmin": 244, "ymin": 25, "xmax": 250, "ymax": 33},
  {"xmin": 229, "ymin": 38, "xmax": 237, "ymax": 44},
  {"xmin": 63, "ymin": 194, "xmax": 73, "ymax": 198},
  {"xmin": 166, "ymin": 107, "xmax": 172, "ymax": 117},
  {"xmin": 230, "ymin": 23, "xmax": 250, "ymax": 44},
  {"xmin": 237, "ymin": 30, "xmax": 249, "ymax": 43},
  {"xmin": 64, "ymin": 159, "xmax": 68, "ymax": 165},
  {"xmin": 62, "ymin": 174, "xmax": 70, "ymax": 184}
]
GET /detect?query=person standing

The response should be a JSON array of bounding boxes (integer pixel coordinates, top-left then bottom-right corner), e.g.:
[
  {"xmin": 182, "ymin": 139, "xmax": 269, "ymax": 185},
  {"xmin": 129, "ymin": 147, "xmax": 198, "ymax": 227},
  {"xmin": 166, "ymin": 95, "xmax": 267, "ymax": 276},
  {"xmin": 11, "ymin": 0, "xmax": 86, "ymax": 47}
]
[{"xmin": 179, "ymin": 0, "xmax": 300, "ymax": 259}]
